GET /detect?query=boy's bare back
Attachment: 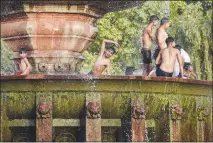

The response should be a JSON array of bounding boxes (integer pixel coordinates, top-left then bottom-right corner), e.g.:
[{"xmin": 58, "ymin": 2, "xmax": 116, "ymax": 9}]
[{"xmin": 160, "ymin": 48, "xmax": 180, "ymax": 73}]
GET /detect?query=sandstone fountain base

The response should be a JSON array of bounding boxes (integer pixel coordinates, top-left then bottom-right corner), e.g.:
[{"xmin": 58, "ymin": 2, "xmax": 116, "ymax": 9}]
[{"xmin": 0, "ymin": 75, "xmax": 212, "ymax": 142}]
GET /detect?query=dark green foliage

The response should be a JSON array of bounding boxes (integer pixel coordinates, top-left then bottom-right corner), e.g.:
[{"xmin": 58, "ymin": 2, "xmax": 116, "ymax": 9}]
[{"xmin": 1, "ymin": 39, "xmax": 15, "ymax": 75}]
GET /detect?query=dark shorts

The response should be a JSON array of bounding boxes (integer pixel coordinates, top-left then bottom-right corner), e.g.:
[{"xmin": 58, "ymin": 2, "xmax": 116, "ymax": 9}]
[
  {"xmin": 153, "ymin": 47, "xmax": 160, "ymax": 60},
  {"xmin": 156, "ymin": 64, "xmax": 161, "ymax": 69},
  {"xmin": 141, "ymin": 48, "xmax": 152, "ymax": 64},
  {"xmin": 156, "ymin": 67, "xmax": 173, "ymax": 77}
]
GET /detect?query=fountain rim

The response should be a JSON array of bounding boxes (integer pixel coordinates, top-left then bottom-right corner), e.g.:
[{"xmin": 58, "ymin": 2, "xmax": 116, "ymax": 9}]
[{"xmin": 0, "ymin": 74, "xmax": 212, "ymax": 85}]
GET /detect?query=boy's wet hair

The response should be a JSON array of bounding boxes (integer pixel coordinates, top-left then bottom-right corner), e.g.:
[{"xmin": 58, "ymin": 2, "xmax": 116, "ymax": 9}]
[
  {"xmin": 166, "ymin": 37, "xmax": 175, "ymax": 46},
  {"xmin": 184, "ymin": 63, "xmax": 192, "ymax": 71},
  {"xmin": 19, "ymin": 48, "xmax": 26, "ymax": 54},
  {"xmin": 107, "ymin": 45, "xmax": 116, "ymax": 54},
  {"xmin": 160, "ymin": 18, "xmax": 169, "ymax": 25},
  {"xmin": 149, "ymin": 15, "xmax": 159, "ymax": 23},
  {"xmin": 175, "ymin": 44, "xmax": 182, "ymax": 51},
  {"xmin": 108, "ymin": 46, "xmax": 116, "ymax": 54}
]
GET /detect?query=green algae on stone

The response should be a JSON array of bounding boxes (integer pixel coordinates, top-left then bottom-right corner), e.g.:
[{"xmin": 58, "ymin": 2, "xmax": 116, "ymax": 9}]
[
  {"xmin": 101, "ymin": 92, "xmax": 130, "ymax": 119},
  {"xmin": 1, "ymin": 107, "xmax": 12, "ymax": 141},
  {"xmin": 53, "ymin": 92, "xmax": 85, "ymax": 119},
  {"xmin": 2, "ymin": 92, "xmax": 36, "ymax": 119}
]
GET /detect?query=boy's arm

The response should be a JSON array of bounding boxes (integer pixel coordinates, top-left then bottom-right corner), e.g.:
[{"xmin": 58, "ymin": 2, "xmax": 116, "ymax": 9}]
[
  {"xmin": 106, "ymin": 63, "xmax": 111, "ymax": 75},
  {"xmin": 14, "ymin": 60, "xmax": 20, "ymax": 71},
  {"xmin": 100, "ymin": 39, "xmax": 119, "ymax": 56},
  {"xmin": 103, "ymin": 39, "xmax": 118, "ymax": 44},
  {"xmin": 155, "ymin": 50, "xmax": 162, "ymax": 65},
  {"xmin": 148, "ymin": 28, "xmax": 155, "ymax": 41},
  {"xmin": 157, "ymin": 29, "xmax": 165, "ymax": 49},
  {"xmin": 177, "ymin": 51, "xmax": 184, "ymax": 78},
  {"xmin": 100, "ymin": 40, "xmax": 107, "ymax": 56},
  {"xmin": 21, "ymin": 58, "xmax": 32, "ymax": 75}
]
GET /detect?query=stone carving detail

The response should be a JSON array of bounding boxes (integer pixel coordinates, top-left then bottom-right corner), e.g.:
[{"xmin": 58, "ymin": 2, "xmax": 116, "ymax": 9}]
[
  {"xmin": 38, "ymin": 63, "xmax": 48, "ymax": 72},
  {"xmin": 13, "ymin": 133, "xmax": 31, "ymax": 142},
  {"xmin": 75, "ymin": 61, "xmax": 83, "ymax": 72},
  {"xmin": 132, "ymin": 99, "xmax": 146, "ymax": 119},
  {"xmin": 86, "ymin": 101, "xmax": 101, "ymax": 119},
  {"xmin": 36, "ymin": 102, "xmax": 52, "ymax": 119},
  {"xmin": 55, "ymin": 133, "xmax": 76, "ymax": 142},
  {"xmin": 170, "ymin": 104, "xmax": 183, "ymax": 120},
  {"xmin": 197, "ymin": 105, "xmax": 209, "ymax": 121},
  {"xmin": 54, "ymin": 63, "xmax": 67, "ymax": 72}
]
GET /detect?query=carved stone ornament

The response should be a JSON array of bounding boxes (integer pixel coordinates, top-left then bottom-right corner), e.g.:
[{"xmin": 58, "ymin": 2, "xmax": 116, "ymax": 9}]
[
  {"xmin": 38, "ymin": 63, "xmax": 48, "ymax": 72},
  {"xmin": 132, "ymin": 99, "xmax": 146, "ymax": 119},
  {"xmin": 36, "ymin": 102, "xmax": 52, "ymax": 119},
  {"xmin": 54, "ymin": 63, "xmax": 67, "ymax": 72},
  {"xmin": 197, "ymin": 105, "xmax": 209, "ymax": 121},
  {"xmin": 170, "ymin": 104, "xmax": 183, "ymax": 120},
  {"xmin": 86, "ymin": 101, "xmax": 101, "ymax": 119}
]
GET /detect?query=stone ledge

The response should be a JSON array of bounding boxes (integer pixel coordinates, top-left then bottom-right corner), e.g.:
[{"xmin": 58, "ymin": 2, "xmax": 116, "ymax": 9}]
[{"xmin": 1, "ymin": 74, "xmax": 212, "ymax": 85}]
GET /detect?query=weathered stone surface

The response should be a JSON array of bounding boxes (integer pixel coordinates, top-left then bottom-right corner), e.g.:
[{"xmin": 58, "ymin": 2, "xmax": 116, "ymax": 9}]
[
  {"xmin": 132, "ymin": 99, "xmax": 145, "ymax": 119},
  {"xmin": 36, "ymin": 102, "xmax": 52, "ymax": 119},
  {"xmin": 0, "ymin": 75, "xmax": 212, "ymax": 141},
  {"xmin": 170, "ymin": 104, "xmax": 183, "ymax": 142},
  {"xmin": 86, "ymin": 93, "xmax": 101, "ymax": 141},
  {"xmin": 170, "ymin": 104, "xmax": 183, "ymax": 120},
  {"xmin": 36, "ymin": 95, "xmax": 52, "ymax": 142},
  {"xmin": 131, "ymin": 99, "xmax": 146, "ymax": 142},
  {"xmin": 87, "ymin": 101, "xmax": 101, "ymax": 119}
]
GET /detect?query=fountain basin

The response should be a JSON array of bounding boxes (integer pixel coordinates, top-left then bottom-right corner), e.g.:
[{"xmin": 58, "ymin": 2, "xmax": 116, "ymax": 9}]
[{"xmin": 0, "ymin": 75, "xmax": 212, "ymax": 142}]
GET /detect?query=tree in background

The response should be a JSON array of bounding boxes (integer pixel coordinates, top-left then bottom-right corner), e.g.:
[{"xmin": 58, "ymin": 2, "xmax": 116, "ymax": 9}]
[
  {"xmin": 169, "ymin": 1, "xmax": 212, "ymax": 80},
  {"xmin": 81, "ymin": 1, "xmax": 212, "ymax": 80},
  {"xmin": 1, "ymin": 39, "xmax": 15, "ymax": 75}
]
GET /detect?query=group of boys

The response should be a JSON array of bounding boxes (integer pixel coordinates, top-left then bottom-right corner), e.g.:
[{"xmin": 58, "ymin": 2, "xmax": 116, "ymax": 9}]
[
  {"xmin": 141, "ymin": 15, "xmax": 196, "ymax": 79},
  {"xmin": 15, "ymin": 16, "xmax": 196, "ymax": 79}
]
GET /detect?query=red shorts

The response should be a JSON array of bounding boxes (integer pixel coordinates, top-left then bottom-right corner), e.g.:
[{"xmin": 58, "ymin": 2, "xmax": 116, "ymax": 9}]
[{"xmin": 14, "ymin": 72, "xmax": 22, "ymax": 76}]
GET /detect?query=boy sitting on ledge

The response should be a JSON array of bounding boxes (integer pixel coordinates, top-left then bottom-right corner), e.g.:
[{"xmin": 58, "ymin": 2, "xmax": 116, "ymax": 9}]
[
  {"xmin": 89, "ymin": 39, "xmax": 120, "ymax": 76},
  {"xmin": 183, "ymin": 63, "xmax": 197, "ymax": 79},
  {"xmin": 14, "ymin": 48, "xmax": 32, "ymax": 76}
]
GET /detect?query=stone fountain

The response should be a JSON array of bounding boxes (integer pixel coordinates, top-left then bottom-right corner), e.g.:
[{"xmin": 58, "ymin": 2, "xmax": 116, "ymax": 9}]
[{"xmin": 0, "ymin": 0, "xmax": 212, "ymax": 142}]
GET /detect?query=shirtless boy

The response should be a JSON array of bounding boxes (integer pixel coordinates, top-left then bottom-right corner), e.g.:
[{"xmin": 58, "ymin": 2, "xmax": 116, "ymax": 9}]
[
  {"xmin": 154, "ymin": 18, "xmax": 170, "ymax": 62},
  {"xmin": 141, "ymin": 15, "xmax": 159, "ymax": 76},
  {"xmin": 89, "ymin": 39, "xmax": 120, "ymax": 76},
  {"xmin": 14, "ymin": 48, "xmax": 32, "ymax": 75},
  {"xmin": 155, "ymin": 37, "xmax": 183, "ymax": 78}
]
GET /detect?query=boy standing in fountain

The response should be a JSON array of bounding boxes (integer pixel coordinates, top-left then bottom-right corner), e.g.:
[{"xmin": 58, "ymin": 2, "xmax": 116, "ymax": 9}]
[
  {"xmin": 141, "ymin": 15, "xmax": 159, "ymax": 76},
  {"xmin": 155, "ymin": 37, "xmax": 183, "ymax": 77},
  {"xmin": 89, "ymin": 39, "xmax": 120, "ymax": 76},
  {"xmin": 148, "ymin": 18, "xmax": 170, "ymax": 77},
  {"xmin": 153, "ymin": 18, "xmax": 170, "ymax": 61},
  {"xmin": 14, "ymin": 48, "xmax": 32, "ymax": 75}
]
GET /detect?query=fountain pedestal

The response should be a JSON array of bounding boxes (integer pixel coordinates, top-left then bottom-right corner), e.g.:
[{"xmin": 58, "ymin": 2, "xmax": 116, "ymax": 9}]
[{"xmin": 1, "ymin": 3, "xmax": 99, "ymax": 73}]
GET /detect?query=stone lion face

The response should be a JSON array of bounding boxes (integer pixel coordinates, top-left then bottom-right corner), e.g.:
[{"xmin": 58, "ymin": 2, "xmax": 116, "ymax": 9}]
[
  {"xmin": 38, "ymin": 102, "xmax": 51, "ymax": 115},
  {"xmin": 135, "ymin": 106, "xmax": 145, "ymax": 115},
  {"xmin": 87, "ymin": 102, "xmax": 100, "ymax": 114}
]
